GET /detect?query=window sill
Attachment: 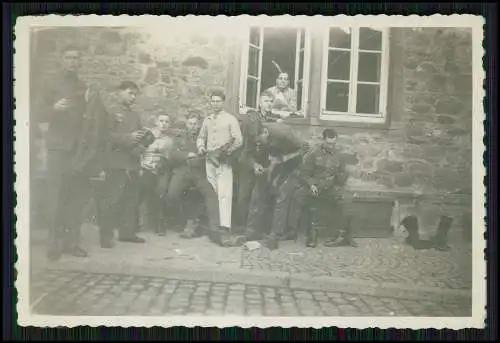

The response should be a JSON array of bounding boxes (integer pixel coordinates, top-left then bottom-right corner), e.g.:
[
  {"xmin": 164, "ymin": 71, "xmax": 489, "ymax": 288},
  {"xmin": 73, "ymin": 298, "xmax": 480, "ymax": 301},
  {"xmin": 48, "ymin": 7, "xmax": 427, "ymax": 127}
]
[{"xmin": 310, "ymin": 117, "xmax": 393, "ymax": 130}]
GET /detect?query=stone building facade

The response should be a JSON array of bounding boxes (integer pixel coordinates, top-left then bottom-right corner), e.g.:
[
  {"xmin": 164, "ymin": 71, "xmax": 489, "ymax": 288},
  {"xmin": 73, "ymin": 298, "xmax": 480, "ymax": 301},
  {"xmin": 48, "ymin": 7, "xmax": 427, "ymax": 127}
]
[{"xmin": 29, "ymin": 25, "xmax": 473, "ymax": 241}]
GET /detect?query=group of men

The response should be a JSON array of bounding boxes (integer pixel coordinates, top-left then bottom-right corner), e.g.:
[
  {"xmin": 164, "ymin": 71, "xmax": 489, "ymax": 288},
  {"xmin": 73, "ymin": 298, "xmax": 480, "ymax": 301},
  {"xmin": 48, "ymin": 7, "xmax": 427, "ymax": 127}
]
[{"xmin": 40, "ymin": 46, "xmax": 357, "ymax": 262}]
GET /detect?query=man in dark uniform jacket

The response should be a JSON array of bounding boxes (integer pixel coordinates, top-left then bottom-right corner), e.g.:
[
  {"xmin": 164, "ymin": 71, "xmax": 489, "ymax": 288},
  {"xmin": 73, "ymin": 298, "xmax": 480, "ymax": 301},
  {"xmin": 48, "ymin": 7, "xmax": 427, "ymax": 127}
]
[
  {"xmin": 164, "ymin": 115, "xmax": 220, "ymax": 239},
  {"xmin": 233, "ymin": 91, "xmax": 282, "ymax": 231},
  {"xmin": 40, "ymin": 46, "xmax": 107, "ymax": 260},
  {"xmin": 271, "ymin": 128, "xmax": 355, "ymax": 248},
  {"xmin": 98, "ymin": 81, "xmax": 149, "ymax": 248}
]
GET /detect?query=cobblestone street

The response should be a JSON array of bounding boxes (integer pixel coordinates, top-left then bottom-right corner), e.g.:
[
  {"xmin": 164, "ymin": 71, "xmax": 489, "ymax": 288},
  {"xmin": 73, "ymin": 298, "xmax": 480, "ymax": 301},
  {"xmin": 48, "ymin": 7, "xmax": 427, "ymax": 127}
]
[
  {"xmin": 28, "ymin": 227, "xmax": 473, "ymax": 317},
  {"xmin": 30, "ymin": 269, "xmax": 470, "ymax": 317}
]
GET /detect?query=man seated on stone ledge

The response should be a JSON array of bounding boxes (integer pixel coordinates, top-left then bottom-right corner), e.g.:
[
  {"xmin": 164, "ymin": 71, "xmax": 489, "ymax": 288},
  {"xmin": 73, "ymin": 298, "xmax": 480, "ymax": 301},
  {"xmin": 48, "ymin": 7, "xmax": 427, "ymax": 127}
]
[
  {"xmin": 271, "ymin": 128, "xmax": 357, "ymax": 249},
  {"xmin": 164, "ymin": 115, "xmax": 221, "ymax": 239},
  {"xmin": 139, "ymin": 113, "xmax": 174, "ymax": 236}
]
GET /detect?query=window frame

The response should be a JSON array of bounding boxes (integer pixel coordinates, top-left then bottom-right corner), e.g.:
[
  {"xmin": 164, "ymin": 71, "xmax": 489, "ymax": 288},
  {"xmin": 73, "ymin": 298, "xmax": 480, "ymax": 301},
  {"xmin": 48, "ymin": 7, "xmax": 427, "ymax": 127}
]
[
  {"xmin": 319, "ymin": 26, "xmax": 391, "ymax": 124},
  {"xmin": 238, "ymin": 26, "xmax": 312, "ymax": 116}
]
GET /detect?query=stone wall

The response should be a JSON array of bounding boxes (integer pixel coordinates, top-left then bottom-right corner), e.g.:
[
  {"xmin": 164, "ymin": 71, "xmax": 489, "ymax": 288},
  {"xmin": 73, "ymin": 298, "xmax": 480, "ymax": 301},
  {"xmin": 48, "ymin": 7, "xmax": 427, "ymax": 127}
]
[{"xmin": 31, "ymin": 27, "xmax": 236, "ymax": 127}]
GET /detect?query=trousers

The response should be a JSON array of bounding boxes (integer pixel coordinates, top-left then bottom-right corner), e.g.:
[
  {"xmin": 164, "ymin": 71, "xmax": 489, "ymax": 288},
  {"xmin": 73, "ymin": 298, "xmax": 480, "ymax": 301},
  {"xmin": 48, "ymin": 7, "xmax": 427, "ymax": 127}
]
[
  {"xmin": 233, "ymin": 166, "xmax": 256, "ymax": 228},
  {"xmin": 272, "ymin": 178, "xmax": 345, "ymax": 235},
  {"xmin": 139, "ymin": 169, "xmax": 170, "ymax": 233},
  {"xmin": 46, "ymin": 150, "xmax": 90, "ymax": 251},
  {"xmin": 164, "ymin": 168, "xmax": 220, "ymax": 230},
  {"xmin": 205, "ymin": 161, "xmax": 233, "ymax": 228},
  {"xmin": 246, "ymin": 175, "xmax": 276, "ymax": 236}
]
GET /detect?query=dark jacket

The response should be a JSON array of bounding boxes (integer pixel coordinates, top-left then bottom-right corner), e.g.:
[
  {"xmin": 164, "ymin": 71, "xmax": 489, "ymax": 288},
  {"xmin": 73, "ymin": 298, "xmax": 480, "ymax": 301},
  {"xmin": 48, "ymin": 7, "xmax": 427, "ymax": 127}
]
[
  {"xmin": 71, "ymin": 86, "xmax": 110, "ymax": 176},
  {"xmin": 249, "ymin": 124, "xmax": 306, "ymax": 169},
  {"xmin": 40, "ymin": 71, "xmax": 88, "ymax": 151},
  {"xmin": 169, "ymin": 129, "xmax": 205, "ymax": 174},
  {"xmin": 298, "ymin": 142, "xmax": 348, "ymax": 191},
  {"xmin": 107, "ymin": 103, "xmax": 143, "ymax": 171},
  {"xmin": 236, "ymin": 110, "xmax": 283, "ymax": 169}
]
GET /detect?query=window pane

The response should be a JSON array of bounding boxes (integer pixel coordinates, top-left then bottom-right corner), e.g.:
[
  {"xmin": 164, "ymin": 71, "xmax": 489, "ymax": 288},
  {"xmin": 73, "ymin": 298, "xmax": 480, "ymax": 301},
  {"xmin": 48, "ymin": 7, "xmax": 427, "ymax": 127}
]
[
  {"xmin": 328, "ymin": 27, "xmax": 351, "ymax": 49},
  {"xmin": 250, "ymin": 27, "xmax": 260, "ymax": 46},
  {"xmin": 356, "ymin": 83, "xmax": 380, "ymax": 114},
  {"xmin": 297, "ymin": 80, "xmax": 303, "ymax": 111},
  {"xmin": 299, "ymin": 29, "xmax": 305, "ymax": 49},
  {"xmin": 359, "ymin": 27, "xmax": 383, "ymax": 51},
  {"xmin": 246, "ymin": 78, "xmax": 258, "ymax": 109},
  {"xmin": 328, "ymin": 50, "xmax": 351, "ymax": 80},
  {"xmin": 326, "ymin": 82, "xmax": 349, "ymax": 112},
  {"xmin": 248, "ymin": 46, "xmax": 259, "ymax": 77},
  {"xmin": 358, "ymin": 52, "xmax": 381, "ymax": 82}
]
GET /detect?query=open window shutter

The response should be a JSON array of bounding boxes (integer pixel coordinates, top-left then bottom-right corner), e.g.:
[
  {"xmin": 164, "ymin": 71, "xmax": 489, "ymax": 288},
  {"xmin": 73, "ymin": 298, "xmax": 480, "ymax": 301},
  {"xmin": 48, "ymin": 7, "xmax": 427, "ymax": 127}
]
[
  {"xmin": 294, "ymin": 28, "xmax": 312, "ymax": 115},
  {"xmin": 239, "ymin": 27, "xmax": 264, "ymax": 112},
  {"xmin": 301, "ymin": 28, "xmax": 312, "ymax": 115}
]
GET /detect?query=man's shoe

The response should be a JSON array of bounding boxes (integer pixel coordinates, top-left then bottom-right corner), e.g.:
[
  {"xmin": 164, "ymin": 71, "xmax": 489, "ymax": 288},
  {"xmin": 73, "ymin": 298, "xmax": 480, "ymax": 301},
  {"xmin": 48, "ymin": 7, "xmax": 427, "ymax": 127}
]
[
  {"xmin": 47, "ymin": 248, "xmax": 62, "ymax": 261},
  {"xmin": 264, "ymin": 234, "xmax": 279, "ymax": 250},
  {"xmin": 278, "ymin": 231, "xmax": 297, "ymax": 241},
  {"xmin": 119, "ymin": 236, "xmax": 146, "ymax": 243},
  {"xmin": 100, "ymin": 240, "xmax": 115, "ymax": 249},
  {"xmin": 64, "ymin": 245, "xmax": 89, "ymax": 257}
]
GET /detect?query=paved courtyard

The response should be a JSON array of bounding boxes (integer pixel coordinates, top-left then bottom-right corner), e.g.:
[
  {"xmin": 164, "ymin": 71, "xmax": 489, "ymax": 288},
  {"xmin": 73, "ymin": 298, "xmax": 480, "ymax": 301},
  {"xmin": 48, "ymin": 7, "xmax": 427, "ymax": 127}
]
[
  {"xmin": 30, "ymin": 269, "xmax": 470, "ymax": 317},
  {"xmin": 28, "ymin": 225, "xmax": 473, "ymax": 317}
]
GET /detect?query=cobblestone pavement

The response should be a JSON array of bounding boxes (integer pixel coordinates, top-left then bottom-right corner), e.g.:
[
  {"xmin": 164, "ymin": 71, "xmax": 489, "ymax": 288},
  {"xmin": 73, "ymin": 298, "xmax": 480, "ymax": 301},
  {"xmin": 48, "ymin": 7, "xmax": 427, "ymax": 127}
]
[
  {"xmin": 31, "ymin": 269, "xmax": 471, "ymax": 317},
  {"xmin": 241, "ymin": 238, "xmax": 473, "ymax": 290},
  {"xmin": 31, "ymin": 226, "xmax": 472, "ymax": 291}
]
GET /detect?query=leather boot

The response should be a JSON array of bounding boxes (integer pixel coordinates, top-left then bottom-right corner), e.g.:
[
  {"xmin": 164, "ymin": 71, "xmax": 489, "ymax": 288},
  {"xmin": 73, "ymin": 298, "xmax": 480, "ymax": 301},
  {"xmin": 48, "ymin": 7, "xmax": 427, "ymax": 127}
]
[
  {"xmin": 324, "ymin": 216, "xmax": 357, "ymax": 247},
  {"xmin": 264, "ymin": 233, "xmax": 279, "ymax": 250},
  {"xmin": 431, "ymin": 215, "xmax": 453, "ymax": 251},
  {"xmin": 400, "ymin": 216, "xmax": 434, "ymax": 250}
]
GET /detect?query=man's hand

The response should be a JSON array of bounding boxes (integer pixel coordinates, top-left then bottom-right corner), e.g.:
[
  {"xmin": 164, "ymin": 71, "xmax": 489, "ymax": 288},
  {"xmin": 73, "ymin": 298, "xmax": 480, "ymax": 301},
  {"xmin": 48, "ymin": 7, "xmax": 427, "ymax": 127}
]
[
  {"xmin": 54, "ymin": 98, "xmax": 73, "ymax": 111},
  {"xmin": 310, "ymin": 184, "xmax": 319, "ymax": 197},
  {"xmin": 198, "ymin": 146, "xmax": 207, "ymax": 155},
  {"xmin": 188, "ymin": 152, "xmax": 197, "ymax": 158},
  {"xmin": 253, "ymin": 162, "xmax": 265, "ymax": 176},
  {"xmin": 131, "ymin": 131, "xmax": 144, "ymax": 142}
]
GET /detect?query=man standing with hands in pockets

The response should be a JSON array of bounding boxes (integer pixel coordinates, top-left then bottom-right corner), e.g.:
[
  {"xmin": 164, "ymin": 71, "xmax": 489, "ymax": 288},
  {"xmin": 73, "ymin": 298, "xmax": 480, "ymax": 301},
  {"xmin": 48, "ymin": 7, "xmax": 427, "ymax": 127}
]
[{"xmin": 196, "ymin": 89, "xmax": 243, "ymax": 244}]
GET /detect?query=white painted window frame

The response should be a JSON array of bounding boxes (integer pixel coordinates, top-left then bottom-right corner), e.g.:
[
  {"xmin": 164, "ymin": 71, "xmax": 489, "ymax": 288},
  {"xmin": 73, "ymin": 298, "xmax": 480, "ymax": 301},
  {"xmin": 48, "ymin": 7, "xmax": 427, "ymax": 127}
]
[
  {"xmin": 239, "ymin": 26, "xmax": 312, "ymax": 115},
  {"xmin": 319, "ymin": 26, "xmax": 390, "ymax": 124}
]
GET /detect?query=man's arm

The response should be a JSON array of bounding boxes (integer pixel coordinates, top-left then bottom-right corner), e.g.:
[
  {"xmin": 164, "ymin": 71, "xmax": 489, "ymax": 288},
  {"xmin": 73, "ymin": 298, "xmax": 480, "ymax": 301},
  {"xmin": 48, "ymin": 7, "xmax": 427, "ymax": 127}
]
[
  {"xmin": 227, "ymin": 115, "xmax": 243, "ymax": 154},
  {"xmin": 196, "ymin": 119, "xmax": 208, "ymax": 151},
  {"xmin": 169, "ymin": 135, "xmax": 191, "ymax": 164},
  {"xmin": 297, "ymin": 147, "xmax": 318, "ymax": 187},
  {"xmin": 109, "ymin": 113, "xmax": 139, "ymax": 151},
  {"xmin": 287, "ymin": 88, "xmax": 298, "ymax": 113}
]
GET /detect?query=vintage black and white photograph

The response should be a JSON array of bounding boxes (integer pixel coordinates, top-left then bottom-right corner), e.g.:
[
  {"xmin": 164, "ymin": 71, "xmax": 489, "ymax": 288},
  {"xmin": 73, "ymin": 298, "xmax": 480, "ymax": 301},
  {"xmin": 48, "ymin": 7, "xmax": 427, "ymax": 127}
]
[{"xmin": 14, "ymin": 14, "xmax": 485, "ymax": 329}]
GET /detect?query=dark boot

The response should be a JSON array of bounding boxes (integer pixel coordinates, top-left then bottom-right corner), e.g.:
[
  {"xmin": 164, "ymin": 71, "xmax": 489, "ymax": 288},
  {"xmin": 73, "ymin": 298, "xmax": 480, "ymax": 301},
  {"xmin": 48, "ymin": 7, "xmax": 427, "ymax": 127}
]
[
  {"xmin": 306, "ymin": 227, "xmax": 319, "ymax": 248},
  {"xmin": 431, "ymin": 216, "xmax": 453, "ymax": 251},
  {"xmin": 63, "ymin": 244, "xmax": 89, "ymax": 258},
  {"xmin": 47, "ymin": 241, "xmax": 63, "ymax": 261},
  {"xmin": 324, "ymin": 216, "xmax": 357, "ymax": 248},
  {"xmin": 180, "ymin": 220, "xmax": 201, "ymax": 239},
  {"xmin": 400, "ymin": 216, "xmax": 434, "ymax": 250},
  {"xmin": 263, "ymin": 233, "xmax": 279, "ymax": 250},
  {"xmin": 278, "ymin": 229, "xmax": 298, "ymax": 242}
]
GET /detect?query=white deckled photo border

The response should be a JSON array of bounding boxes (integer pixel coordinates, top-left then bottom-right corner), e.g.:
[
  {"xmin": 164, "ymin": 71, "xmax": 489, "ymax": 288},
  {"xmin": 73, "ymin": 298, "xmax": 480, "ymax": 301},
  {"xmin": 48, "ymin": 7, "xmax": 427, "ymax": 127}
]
[{"xmin": 14, "ymin": 14, "xmax": 486, "ymax": 329}]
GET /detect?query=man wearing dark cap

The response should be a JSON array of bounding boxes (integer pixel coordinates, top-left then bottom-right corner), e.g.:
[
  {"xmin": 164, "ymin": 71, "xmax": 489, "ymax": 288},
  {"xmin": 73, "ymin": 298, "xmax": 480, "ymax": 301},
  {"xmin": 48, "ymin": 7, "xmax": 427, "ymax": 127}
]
[{"xmin": 40, "ymin": 45, "xmax": 108, "ymax": 260}]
